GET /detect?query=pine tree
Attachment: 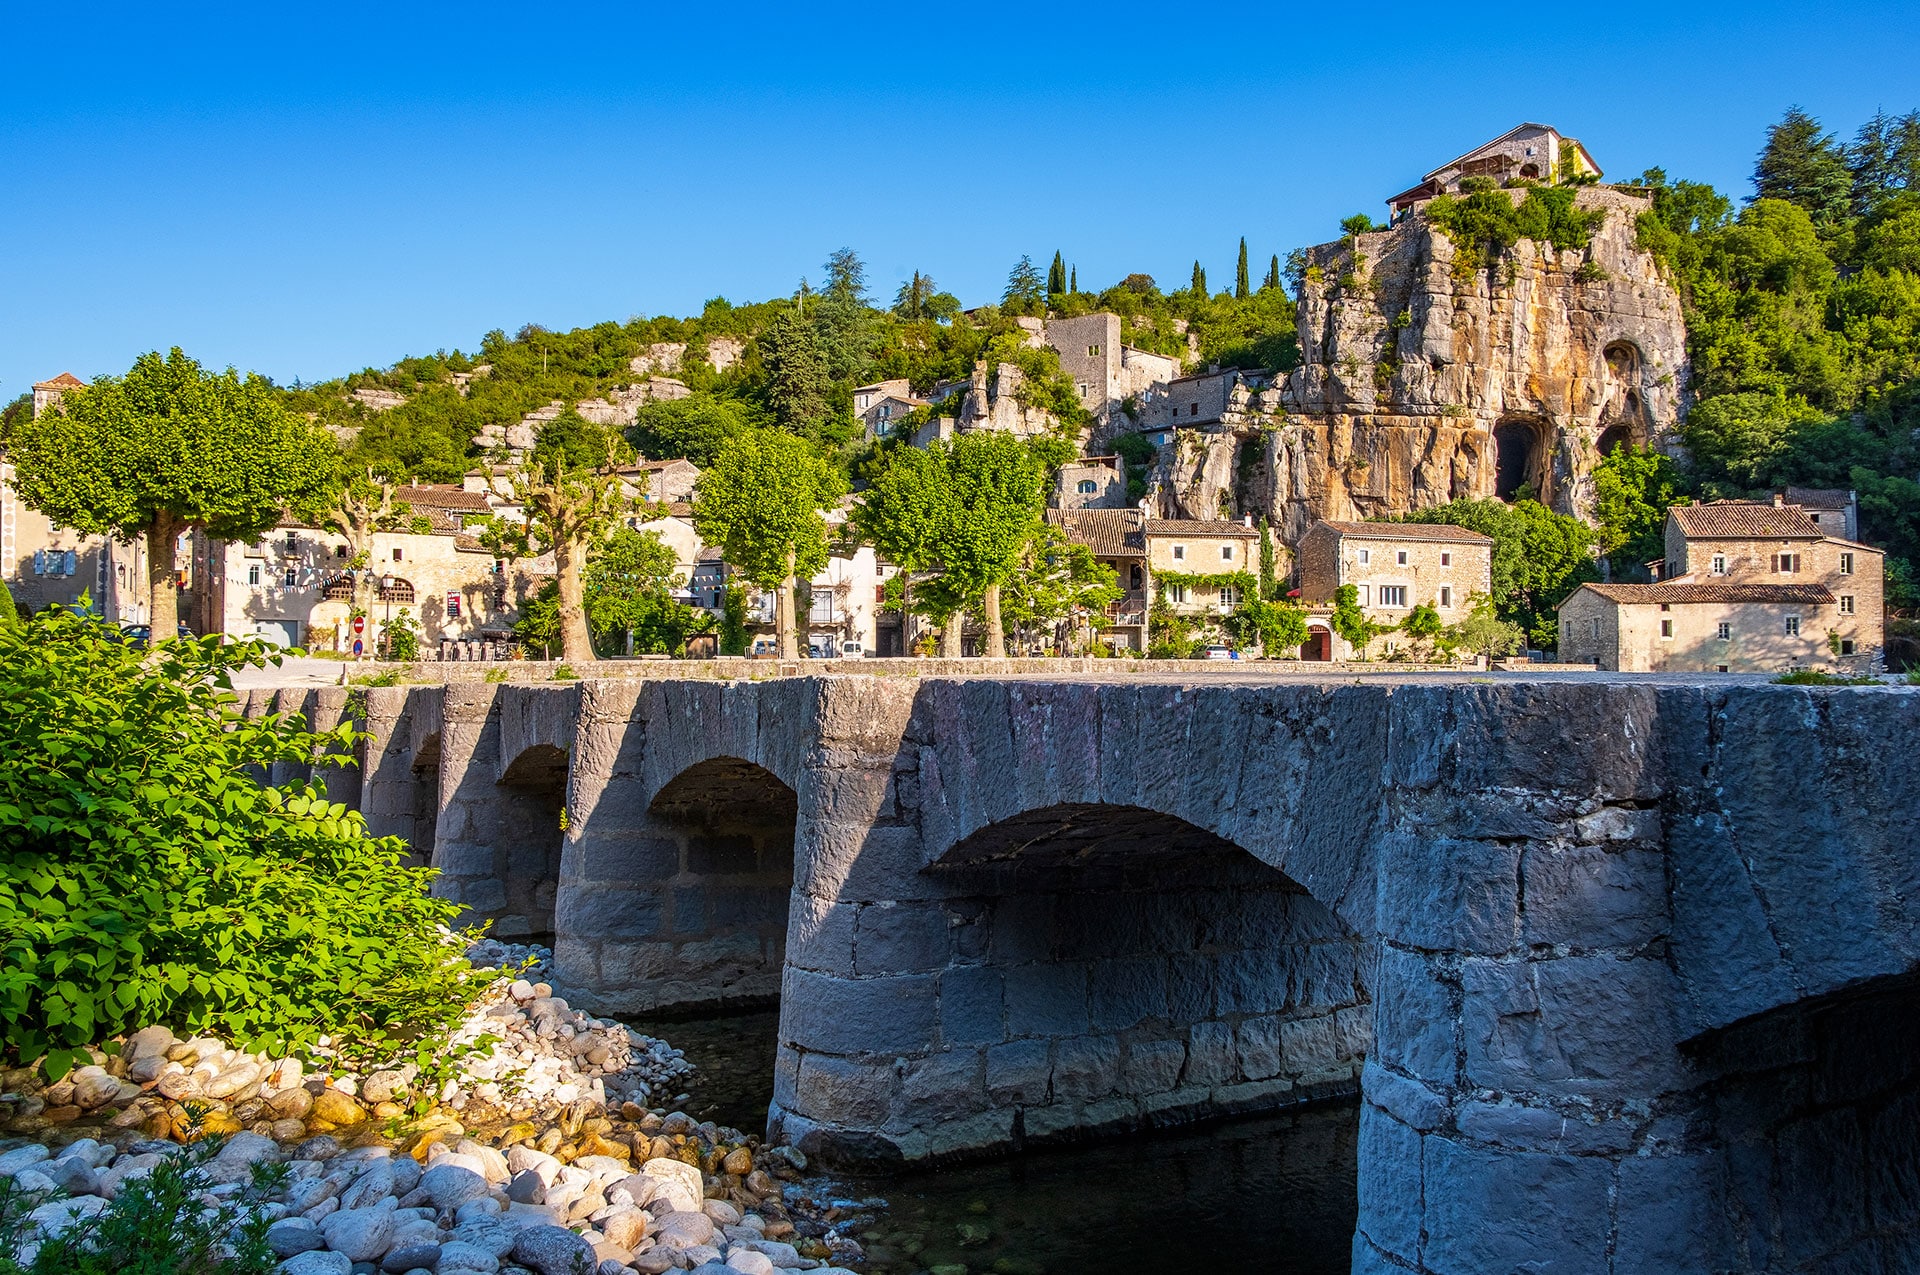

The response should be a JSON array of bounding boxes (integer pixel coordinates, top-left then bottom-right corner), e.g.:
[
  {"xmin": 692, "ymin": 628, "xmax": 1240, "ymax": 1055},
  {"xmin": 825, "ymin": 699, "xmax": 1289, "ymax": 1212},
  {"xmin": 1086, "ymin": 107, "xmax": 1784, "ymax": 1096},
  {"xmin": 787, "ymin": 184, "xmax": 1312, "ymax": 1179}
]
[
  {"xmin": 1235, "ymin": 238, "xmax": 1250, "ymax": 299},
  {"xmin": 1046, "ymin": 251, "xmax": 1067, "ymax": 298},
  {"xmin": 1003, "ymin": 256, "xmax": 1045, "ymax": 313},
  {"xmin": 1754, "ymin": 107, "xmax": 1853, "ymax": 227},
  {"xmin": 1191, "ymin": 260, "xmax": 1207, "ymax": 296},
  {"xmin": 1264, "ymin": 254, "xmax": 1281, "ymax": 291}
]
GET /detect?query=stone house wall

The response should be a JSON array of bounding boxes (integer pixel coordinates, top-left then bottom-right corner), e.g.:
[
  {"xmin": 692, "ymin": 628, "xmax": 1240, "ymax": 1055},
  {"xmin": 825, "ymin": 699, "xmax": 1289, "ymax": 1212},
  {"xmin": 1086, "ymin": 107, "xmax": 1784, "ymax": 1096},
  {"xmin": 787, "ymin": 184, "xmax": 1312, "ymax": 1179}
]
[{"xmin": 1565, "ymin": 594, "xmax": 1876, "ymax": 674}]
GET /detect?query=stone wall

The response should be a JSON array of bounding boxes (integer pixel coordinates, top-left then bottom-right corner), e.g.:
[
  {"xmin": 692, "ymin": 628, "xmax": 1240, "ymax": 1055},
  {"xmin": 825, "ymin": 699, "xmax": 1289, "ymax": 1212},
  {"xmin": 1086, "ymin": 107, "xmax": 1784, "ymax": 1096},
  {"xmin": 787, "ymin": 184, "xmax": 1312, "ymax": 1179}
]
[{"xmin": 323, "ymin": 674, "xmax": 1920, "ymax": 1274}]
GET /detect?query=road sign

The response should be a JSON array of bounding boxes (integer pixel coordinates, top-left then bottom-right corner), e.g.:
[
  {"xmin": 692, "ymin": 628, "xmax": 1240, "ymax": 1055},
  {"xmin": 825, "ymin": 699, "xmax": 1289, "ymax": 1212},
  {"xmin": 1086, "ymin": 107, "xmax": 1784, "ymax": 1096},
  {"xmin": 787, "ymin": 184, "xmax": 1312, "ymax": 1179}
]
[{"xmin": 353, "ymin": 615, "xmax": 365, "ymax": 634}]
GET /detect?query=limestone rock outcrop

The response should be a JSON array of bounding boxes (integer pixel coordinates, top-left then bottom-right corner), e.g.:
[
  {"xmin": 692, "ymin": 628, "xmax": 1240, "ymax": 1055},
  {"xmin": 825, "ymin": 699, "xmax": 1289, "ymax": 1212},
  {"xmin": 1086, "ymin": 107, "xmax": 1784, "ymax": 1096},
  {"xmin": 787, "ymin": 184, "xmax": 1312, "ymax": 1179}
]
[{"xmin": 1153, "ymin": 187, "xmax": 1689, "ymax": 543}]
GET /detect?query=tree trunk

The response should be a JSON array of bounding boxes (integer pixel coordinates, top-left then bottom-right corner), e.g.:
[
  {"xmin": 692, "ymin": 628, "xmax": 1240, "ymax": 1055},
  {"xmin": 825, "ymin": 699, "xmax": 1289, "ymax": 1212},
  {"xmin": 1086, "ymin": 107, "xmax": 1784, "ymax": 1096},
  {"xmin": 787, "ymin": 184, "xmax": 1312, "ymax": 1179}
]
[
  {"xmin": 942, "ymin": 613, "xmax": 963, "ymax": 658},
  {"xmin": 556, "ymin": 536, "xmax": 594, "ymax": 664},
  {"xmin": 983, "ymin": 583, "xmax": 1006, "ymax": 658},
  {"xmin": 777, "ymin": 552, "xmax": 799, "ymax": 660},
  {"xmin": 147, "ymin": 513, "xmax": 181, "ymax": 641}
]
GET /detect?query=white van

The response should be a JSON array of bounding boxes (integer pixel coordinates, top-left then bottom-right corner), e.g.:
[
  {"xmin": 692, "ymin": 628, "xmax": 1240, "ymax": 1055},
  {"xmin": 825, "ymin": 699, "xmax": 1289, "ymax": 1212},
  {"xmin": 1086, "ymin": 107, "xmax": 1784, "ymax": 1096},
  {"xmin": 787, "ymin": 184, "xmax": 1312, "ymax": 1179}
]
[{"xmin": 837, "ymin": 640, "xmax": 866, "ymax": 659}]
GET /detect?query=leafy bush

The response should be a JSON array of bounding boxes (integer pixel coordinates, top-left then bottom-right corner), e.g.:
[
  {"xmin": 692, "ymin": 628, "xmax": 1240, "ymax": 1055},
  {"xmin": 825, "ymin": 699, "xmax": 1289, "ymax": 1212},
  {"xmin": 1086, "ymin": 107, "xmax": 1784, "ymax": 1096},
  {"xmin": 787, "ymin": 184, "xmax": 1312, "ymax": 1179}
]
[
  {"xmin": 1771, "ymin": 669, "xmax": 1879, "ymax": 685},
  {"xmin": 0, "ymin": 1134, "xmax": 281, "ymax": 1274},
  {"xmin": 382, "ymin": 606, "xmax": 421, "ymax": 661},
  {"xmin": 0, "ymin": 609, "xmax": 485, "ymax": 1077}
]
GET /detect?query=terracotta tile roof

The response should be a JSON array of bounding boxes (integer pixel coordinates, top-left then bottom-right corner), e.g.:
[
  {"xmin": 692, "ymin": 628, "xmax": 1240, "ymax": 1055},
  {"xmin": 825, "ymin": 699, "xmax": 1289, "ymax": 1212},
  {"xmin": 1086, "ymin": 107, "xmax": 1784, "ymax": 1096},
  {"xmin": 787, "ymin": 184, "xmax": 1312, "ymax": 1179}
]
[
  {"xmin": 1571, "ymin": 582, "xmax": 1836, "ymax": 606},
  {"xmin": 395, "ymin": 484, "xmax": 493, "ymax": 512},
  {"xmin": 32, "ymin": 372, "xmax": 85, "ymax": 390},
  {"xmin": 1669, "ymin": 502, "xmax": 1823, "ymax": 540},
  {"xmin": 1145, "ymin": 519, "xmax": 1261, "ymax": 539},
  {"xmin": 453, "ymin": 534, "xmax": 494, "ymax": 554},
  {"xmin": 1046, "ymin": 508, "xmax": 1146, "ymax": 558},
  {"xmin": 1312, "ymin": 520, "xmax": 1494, "ymax": 545}
]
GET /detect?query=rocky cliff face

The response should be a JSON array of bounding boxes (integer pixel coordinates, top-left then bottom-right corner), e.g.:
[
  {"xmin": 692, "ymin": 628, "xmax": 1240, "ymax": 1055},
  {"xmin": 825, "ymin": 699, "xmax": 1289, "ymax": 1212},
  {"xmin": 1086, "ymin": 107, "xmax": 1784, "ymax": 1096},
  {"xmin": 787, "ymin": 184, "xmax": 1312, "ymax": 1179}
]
[{"xmin": 1152, "ymin": 187, "xmax": 1689, "ymax": 545}]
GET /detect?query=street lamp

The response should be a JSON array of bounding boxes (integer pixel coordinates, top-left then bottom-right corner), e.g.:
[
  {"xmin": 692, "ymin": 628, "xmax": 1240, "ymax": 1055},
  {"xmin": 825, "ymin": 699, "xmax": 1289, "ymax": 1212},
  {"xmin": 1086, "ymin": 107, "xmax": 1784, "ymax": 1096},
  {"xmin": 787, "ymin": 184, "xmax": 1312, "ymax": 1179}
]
[{"xmin": 382, "ymin": 574, "xmax": 396, "ymax": 657}]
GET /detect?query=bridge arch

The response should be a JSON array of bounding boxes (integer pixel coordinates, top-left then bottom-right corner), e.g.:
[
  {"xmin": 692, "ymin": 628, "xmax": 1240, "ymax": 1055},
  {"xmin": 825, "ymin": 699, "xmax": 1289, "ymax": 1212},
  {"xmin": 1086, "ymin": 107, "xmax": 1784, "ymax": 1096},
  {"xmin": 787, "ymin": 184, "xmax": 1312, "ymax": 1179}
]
[{"xmin": 772, "ymin": 799, "xmax": 1370, "ymax": 1169}]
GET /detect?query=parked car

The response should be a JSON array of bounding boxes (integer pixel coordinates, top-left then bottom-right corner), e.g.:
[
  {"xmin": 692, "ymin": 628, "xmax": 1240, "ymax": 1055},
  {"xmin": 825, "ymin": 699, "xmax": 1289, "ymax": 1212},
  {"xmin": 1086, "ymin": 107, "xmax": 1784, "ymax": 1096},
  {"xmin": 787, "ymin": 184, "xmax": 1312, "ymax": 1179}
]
[
  {"xmin": 1202, "ymin": 644, "xmax": 1238, "ymax": 661},
  {"xmin": 749, "ymin": 636, "xmax": 779, "ymax": 659},
  {"xmin": 837, "ymin": 640, "xmax": 866, "ymax": 659},
  {"xmin": 117, "ymin": 622, "xmax": 192, "ymax": 650}
]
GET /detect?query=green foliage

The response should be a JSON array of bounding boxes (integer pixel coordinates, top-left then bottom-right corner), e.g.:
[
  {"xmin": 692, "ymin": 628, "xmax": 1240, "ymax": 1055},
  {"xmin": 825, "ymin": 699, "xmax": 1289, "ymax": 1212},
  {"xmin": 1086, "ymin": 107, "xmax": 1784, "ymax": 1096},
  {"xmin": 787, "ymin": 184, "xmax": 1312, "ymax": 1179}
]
[
  {"xmin": 382, "ymin": 607, "xmax": 421, "ymax": 661},
  {"xmin": 1002, "ymin": 256, "xmax": 1044, "ymax": 314},
  {"xmin": 0, "ymin": 609, "xmax": 483, "ymax": 1075},
  {"xmin": 1226, "ymin": 585, "xmax": 1310, "ymax": 655},
  {"xmin": 1592, "ymin": 444, "xmax": 1688, "ymax": 570},
  {"xmin": 1393, "ymin": 500, "xmax": 1598, "ymax": 648},
  {"xmin": 1330, "ymin": 583, "xmax": 1386, "ymax": 653},
  {"xmin": 996, "ymin": 524, "xmax": 1122, "ymax": 651},
  {"xmin": 1754, "ymin": 108, "xmax": 1854, "ymax": 228},
  {"xmin": 1190, "ymin": 261, "xmax": 1208, "ymax": 296},
  {"xmin": 0, "ymin": 1135, "xmax": 281, "ymax": 1274},
  {"xmin": 1771, "ymin": 668, "xmax": 1879, "ymax": 685},
  {"xmin": 1113, "ymin": 432, "xmax": 1159, "ymax": 503},
  {"xmin": 550, "ymin": 664, "xmax": 578, "ymax": 681},
  {"xmin": 514, "ymin": 580, "xmax": 561, "ymax": 657},
  {"xmin": 1423, "ymin": 186, "xmax": 1607, "ymax": 279},
  {"xmin": 629, "ymin": 393, "xmax": 754, "ymax": 466},
  {"xmin": 694, "ymin": 429, "xmax": 846, "ymax": 619},
  {"xmin": 1446, "ymin": 594, "xmax": 1527, "ymax": 660},
  {"xmin": 718, "ymin": 584, "xmax": 750, "ymax": 656},
  {"xmin": 760, "ymin": 306, "xmax": 834, "ymax": 436},
  {"xmin": 583, "ymin": 525, "xmax": 712, "ymax": 656},
  {"xmin": 1235, "ymin": 238, "xmax": 1251, "ymax": 299},
  {"xmin": 1047, "ymin": 251, "xmax": 1067, "ymax": 300}
]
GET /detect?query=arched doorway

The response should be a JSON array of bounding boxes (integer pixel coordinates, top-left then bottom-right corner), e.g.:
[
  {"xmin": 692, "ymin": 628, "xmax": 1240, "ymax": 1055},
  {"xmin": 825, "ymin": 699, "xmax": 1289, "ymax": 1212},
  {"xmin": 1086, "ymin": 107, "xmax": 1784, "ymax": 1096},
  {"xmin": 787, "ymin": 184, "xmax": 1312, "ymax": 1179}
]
[
  {"xmin": 1301, "ymin": 626, "xmax": 1332, "ymax": 661},
  {"xmin": 1493, "ymin": 418, "xmax": 1543, "ymax": 502},
  {"xmin": 773, "ymin": 801, "xmax": 1370, "ymax": 1169}
]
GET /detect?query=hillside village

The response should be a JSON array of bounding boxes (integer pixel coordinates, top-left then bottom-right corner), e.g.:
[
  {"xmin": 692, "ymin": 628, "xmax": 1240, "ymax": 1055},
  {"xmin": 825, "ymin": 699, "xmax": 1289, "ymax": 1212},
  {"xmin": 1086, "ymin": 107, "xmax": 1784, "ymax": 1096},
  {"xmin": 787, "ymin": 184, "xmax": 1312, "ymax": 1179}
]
[{"xmin": 5, "ymin": 119, "xmax": 1916, "ymax": 675}]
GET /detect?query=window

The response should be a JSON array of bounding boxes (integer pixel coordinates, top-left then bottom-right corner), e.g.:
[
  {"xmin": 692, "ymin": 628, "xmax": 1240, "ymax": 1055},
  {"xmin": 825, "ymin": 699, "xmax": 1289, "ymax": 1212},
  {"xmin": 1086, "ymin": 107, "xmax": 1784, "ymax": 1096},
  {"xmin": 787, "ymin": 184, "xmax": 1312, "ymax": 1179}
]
[
  {"xmin": 1440, "ymin": 552, "xmax": 1451, "ymax": 567},
  {"xmin": 878, "ymin": 403, "xmax": 890, "ymax": 419},
  {"xmin": 1379, "ymin": 585, "xmax": 1407, "ymax": 607},
  {"xmin": 1077, "ymin": 479, "xmax": 1098, "ymax": 494},
  {"xmin": 1659, "ymin": 603, "xmax": 1671, "ymax": 612},
  {"xmin": 334, "ymin": 546, "xmax": 347, "ymax": 558},
  {"xmin": 1717, "ymin": 622, "xmax": 1731, "ymax": 640},
  {"xmin": 1839, "ymin": 638, "xmax": 1856, "ymax": 655},
  {"xmin": 1077, "ymin": 383, "xmax": 1089, "ymax": 398},
  {"xmin": 1220, "ymin": 545, "xmax": 1234, "ymax": 561},
  {"xmin": 1785, "ymin": 616, "xmax": 1800, "ymax": 636},
  {"xmin": 1773, "ymin": 552, "xmax": 1800, "ymax": 574},
  {"xmin": 1839, "ymin": 595, "xmax": 1854, "ymax": 615},
  {"xmin": 1088, "ymin": 345, "xmax": 1101, "ymax": 357},
  {"xmin": 1589, "ymin": 617, "xmax": 1601, "ymax": 640},
  {"xmin": 284, "ymin": 568, "xmax": 298, "ymax": 587},
  {"xmin": 1396, "ymin": 550, "xmax": 1408, "ymax": 566},
  {"xmin": 1357, "ymin": 584, "xmax": 1370, "ymax": 606},
  {"xmin": 1357, "ymin": 548, "xmax": 1371, "ymax": 565},
  {"xmin": 1189, "ymin": 403, "xmax": 1199, "ymax": 416},
  {"xmin": 1809, "ymin": 512, "xmax": 1821, "ymax": 523},
  {"xmin": 1218, "ymin": 585, "xmax": 1237, "ymax": 607},
  {"xmin": 1171, "ymin": 545, "xmax": 1186, "ymax": 561},
  {"xmin": 1165, "ymin": 583, "xmax": 1188, "ymax": 604},
  {"xmin": 392, "ymin": 548, "xmax": 404, "ymax": 562},
  {"xmin": 1717, "ymin": 665, "xmax": 1729, "ymax": 673},
  {"xmin": 1657, "ymin": 619, "xmax": 1673, "ymax": 637},
  {"xmin": 1711, "ymin": 554, "xmax": 1727, "ymax": 576},
  {"xmin": 1839, "ymin": 552, "xmax": 1854, "ymax": 575},
  {"xmin": 1440, "ymin": 586, "xmax": 1453, "ymax": 608},
  {"xmin": 247, "ymin": 564, "xmax": 261, "ymax": 586},
  {"xmin": 1129, "ymin": 565, "xmax": 1143, "ymax": 590}
]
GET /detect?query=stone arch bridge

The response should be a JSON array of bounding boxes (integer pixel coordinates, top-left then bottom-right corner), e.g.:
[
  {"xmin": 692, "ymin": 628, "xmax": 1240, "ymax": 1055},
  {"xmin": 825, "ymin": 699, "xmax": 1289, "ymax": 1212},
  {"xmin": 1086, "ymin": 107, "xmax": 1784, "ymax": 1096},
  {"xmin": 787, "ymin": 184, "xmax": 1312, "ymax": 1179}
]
[{"xmin": 251, "ymin": 675, "xmax": 1920, "ymax": 1275}]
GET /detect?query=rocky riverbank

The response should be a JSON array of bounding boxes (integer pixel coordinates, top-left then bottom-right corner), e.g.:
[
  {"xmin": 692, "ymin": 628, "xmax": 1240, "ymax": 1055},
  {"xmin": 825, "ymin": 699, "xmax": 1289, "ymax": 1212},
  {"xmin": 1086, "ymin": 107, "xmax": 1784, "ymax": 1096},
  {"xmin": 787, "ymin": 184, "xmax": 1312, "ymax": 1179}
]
[{"xmin": 0, "ymin": 942, "xmax": 870, "ymax": 1274}]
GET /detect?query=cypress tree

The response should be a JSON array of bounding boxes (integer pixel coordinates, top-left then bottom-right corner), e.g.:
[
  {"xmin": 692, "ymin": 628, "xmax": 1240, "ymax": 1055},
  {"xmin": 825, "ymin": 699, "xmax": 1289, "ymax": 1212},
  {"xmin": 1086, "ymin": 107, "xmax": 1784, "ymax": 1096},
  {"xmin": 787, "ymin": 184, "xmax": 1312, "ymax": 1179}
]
[
  {"xmin": 1264, "ymin": 254, "xmax": 1281, "ymax": 291},
  {"xmin": 1191, "ymin": 260, "xmax": 1207, "ymax": 296},
  {"xmin": 1069, "ymin": 265, "xmax": 1078, "ymax": 294},
  {"xmin": 1047, "ymin": 251, "xmax": 1067, "ymax": 298},
  {"xmin": 1235, "ymin": 238, "xmax": 1250, "ymax": 298}
]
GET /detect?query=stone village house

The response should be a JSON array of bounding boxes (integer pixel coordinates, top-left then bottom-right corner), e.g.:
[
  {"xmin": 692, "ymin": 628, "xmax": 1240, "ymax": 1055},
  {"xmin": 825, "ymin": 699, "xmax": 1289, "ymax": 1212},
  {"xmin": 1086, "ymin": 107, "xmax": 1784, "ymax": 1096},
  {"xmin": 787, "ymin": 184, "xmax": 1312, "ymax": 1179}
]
[
  {"xmin": 1296, "ymin": 521, "xmax": 1496, "ymax": 662},
  {"xmin": 1042, "ymin": 510, "xmax": 1263, "ymax": 653},
  {"xmin": 1557, "ymin": 497, "xmax": 1885, "ymax": 673}
]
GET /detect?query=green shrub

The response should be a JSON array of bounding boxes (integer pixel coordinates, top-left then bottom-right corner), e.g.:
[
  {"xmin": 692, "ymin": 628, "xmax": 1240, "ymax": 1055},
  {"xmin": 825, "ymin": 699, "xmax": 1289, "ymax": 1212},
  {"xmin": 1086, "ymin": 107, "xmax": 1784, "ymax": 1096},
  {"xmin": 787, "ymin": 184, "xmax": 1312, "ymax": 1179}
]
[
  {"xmin": 0, "ymin": 1133, "xmax": 281, "ymax": 1274},
  {"xmin": 1772, "ymin": 668, "xmax": 1879, "ymax": 685},
  {"xmin": 551, "ymin": 664, "xmax": 579, "ymax": 681},
  {"xmin": 0, "ymin": 609, "xmax": 486, "ymax": 1077}
]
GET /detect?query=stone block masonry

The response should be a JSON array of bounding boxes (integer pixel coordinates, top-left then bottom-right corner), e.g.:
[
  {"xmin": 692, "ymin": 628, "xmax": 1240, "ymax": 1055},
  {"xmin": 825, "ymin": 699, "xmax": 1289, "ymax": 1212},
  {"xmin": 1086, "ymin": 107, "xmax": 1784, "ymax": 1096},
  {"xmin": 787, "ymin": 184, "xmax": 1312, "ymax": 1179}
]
[{"xmin": 335, "ymin": 674, "xmax": 1920, "ymax": 1274}]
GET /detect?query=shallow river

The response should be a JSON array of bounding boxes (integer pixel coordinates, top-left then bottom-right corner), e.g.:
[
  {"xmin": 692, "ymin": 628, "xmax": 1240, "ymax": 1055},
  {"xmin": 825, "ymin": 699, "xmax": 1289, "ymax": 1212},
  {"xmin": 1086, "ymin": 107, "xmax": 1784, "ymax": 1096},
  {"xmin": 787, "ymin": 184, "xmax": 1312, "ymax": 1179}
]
[{"xmin": 625, "ymin": 1009, "xmax": 1359, "ymax": 1275}]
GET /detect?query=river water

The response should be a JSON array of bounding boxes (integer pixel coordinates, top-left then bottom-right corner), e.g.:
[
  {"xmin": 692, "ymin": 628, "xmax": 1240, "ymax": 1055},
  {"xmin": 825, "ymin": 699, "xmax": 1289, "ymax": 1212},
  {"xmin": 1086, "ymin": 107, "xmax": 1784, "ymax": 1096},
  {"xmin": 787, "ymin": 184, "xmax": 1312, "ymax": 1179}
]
[{"xmin": 626, "ymin": 1009, "xmax": 1360, "ymax": 1275}]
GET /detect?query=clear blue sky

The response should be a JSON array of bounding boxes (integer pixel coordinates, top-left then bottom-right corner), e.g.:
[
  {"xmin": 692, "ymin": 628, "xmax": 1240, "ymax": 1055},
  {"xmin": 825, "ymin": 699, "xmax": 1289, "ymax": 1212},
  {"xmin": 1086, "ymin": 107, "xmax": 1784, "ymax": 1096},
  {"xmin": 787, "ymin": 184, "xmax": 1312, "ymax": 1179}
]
[{"xmin": 4, "ymin": 1, "xmax": 1918, "ymax": 398}]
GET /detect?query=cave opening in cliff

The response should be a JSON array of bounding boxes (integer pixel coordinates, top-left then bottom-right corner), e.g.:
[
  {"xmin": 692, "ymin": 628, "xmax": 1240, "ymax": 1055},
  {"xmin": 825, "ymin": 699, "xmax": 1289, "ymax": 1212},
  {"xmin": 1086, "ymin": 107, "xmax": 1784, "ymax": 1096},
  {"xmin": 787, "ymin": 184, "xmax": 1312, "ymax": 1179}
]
[
  {"xmin": 1597, "ymin": 424, "xmax": 1633, "ymax": 459},
  {"xmin": 1493, "ymin": 420, "xmax": 1540, "ymax": 502}
]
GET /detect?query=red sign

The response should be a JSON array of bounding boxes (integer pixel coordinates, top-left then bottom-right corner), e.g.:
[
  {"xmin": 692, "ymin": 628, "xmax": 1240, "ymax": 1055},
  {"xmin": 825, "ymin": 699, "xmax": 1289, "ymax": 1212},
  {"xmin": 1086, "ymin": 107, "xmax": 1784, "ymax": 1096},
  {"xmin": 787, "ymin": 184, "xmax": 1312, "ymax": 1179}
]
[
  {"xmin": 353, "ymin": 616, "xmax": 365, "ymax": 634},
  {"xmin": 446, "ymin": 592, "xmax": 462, "ymax": 619}
]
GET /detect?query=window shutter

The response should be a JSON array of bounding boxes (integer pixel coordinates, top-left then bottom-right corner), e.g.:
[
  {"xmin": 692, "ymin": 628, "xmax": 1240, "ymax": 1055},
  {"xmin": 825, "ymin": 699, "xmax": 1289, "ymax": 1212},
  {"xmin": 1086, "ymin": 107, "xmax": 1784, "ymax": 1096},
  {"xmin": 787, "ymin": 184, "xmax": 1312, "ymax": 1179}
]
[
  {"xmin": 63, "ymin": 550, "xmax": 77, "ymax": 576},
  {"xmin": 33, "ymin": 550, "xmax": 45, "ymax": 575}
]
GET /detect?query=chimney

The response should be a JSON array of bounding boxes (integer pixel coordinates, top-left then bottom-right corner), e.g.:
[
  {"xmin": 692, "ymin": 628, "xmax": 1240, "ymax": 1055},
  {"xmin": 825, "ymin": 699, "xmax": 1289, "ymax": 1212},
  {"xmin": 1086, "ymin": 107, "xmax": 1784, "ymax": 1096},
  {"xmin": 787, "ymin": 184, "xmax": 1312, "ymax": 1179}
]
[
  {"xmin": 1243, "ymin": 514, "xmax": 1253, "ymax": 527},
  {"xmin": 1772, "ymin": 492, "xmax": 1784, "ymax": 507}
]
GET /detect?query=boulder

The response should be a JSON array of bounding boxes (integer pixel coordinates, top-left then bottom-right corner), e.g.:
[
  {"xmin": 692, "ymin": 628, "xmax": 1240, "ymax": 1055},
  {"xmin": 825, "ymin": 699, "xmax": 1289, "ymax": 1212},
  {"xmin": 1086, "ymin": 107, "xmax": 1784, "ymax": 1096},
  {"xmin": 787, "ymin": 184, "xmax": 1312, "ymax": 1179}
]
[
  {"xmin": 267, "ymin": 1217, "xmax": 326, "ymax": 1257},
  {"xmin": 380, "ymin": 1241, "xmax": 443, "ymax": 1272},
  {"xmin": 310, "ymin": 1088, "xmax": 366, "ymax": 1125},
  {"xmin": 420, "ymin": 1163, "xmax": 490, "ymax": 1212},
  {"xmin": 278, "ymin": 1253, "xmax": 352, "ymax": 1275},
  {"xmin": 319, "ymin": 1205, "xmax": 396, "ymax": 1263},
  {"xmin": 436, "ymin": 1239, "xmax": 502, "ymax": 1272},
  {"xmin": 511, "ymin": 1224, "xmax": 598, "ymax": 1275},
  {"xmin": 653, "ymin": 1210, "xmax": 716, "ymax": 1249}
]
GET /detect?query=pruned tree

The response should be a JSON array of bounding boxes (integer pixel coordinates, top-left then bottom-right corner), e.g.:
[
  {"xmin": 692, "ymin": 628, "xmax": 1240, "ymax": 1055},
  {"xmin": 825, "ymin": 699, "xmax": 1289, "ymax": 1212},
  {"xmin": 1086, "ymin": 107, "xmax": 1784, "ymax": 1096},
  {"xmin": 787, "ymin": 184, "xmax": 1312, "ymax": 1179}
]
[
  {"xmin": 941, "ymin": 433, "xmax": 1051, "ymax": 659},
  {"xmin": 1235, "ymin": 238, "xmax": 1251, "ymax": 299},
  {"xmin": 583, "ymin": 524, "xmax": 711, "ymax": 656},
  {"xmin": 853, "ymin": 442, "xmax": 955, "ymax": 647},
  {"xmin": 480, "ymin": 409, "xmax": 632, "ymax": 663},
  {"xmin": 693, "ymin": 429, "xmax": 846, "ymax": 659},
  {"xmin": 5, "ymin": 348, "xmax": 335, "ymax": 640},
  {"xmin": 321, "ymin": 467, "xmax": 404, "ymax": 654}
]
